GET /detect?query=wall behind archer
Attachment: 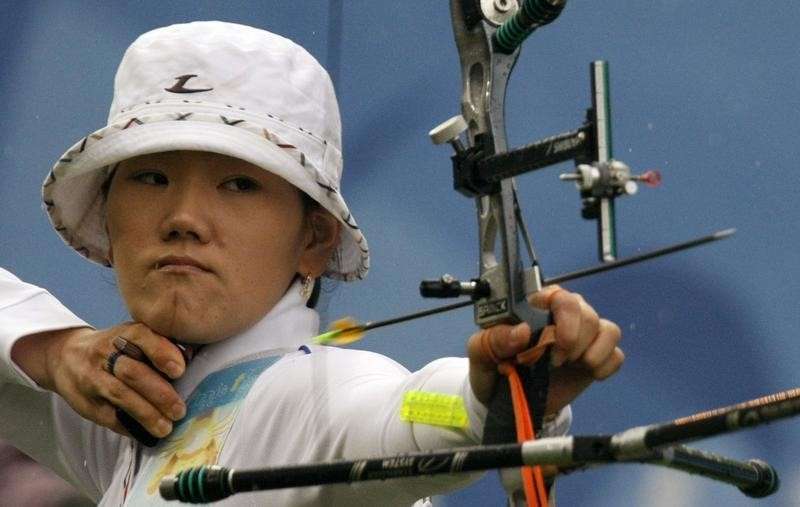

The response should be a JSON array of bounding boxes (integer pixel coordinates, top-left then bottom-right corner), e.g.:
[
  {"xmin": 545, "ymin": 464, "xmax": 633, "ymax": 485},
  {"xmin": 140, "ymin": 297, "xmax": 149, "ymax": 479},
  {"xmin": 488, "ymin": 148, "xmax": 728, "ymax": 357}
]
[{"xmin": 1, "ymin": 1, "xmax": 798, "ymax": 505}]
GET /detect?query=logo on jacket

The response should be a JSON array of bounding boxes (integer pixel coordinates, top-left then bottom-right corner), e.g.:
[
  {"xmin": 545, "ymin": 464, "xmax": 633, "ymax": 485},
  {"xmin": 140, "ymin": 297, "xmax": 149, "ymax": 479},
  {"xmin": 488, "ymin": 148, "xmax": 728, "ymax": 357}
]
[{"xmin": 165, "ymin": 74, "xmax": 213, "ymax": 94}]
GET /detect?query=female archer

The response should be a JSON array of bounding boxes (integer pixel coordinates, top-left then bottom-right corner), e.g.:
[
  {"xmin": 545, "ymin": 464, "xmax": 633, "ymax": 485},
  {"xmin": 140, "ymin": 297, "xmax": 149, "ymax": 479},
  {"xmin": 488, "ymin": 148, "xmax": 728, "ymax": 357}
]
[{"xmin": 0, "ymin": 21, "xmax": 622, "ymax": 506}]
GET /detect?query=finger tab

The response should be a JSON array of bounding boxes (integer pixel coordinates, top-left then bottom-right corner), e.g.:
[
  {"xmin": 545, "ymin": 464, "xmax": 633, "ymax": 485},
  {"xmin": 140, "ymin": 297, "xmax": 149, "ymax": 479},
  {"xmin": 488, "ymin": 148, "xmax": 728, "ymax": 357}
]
[{"xmin": 116, "ymin": 408, "xmax": 160, "ymax": 447}]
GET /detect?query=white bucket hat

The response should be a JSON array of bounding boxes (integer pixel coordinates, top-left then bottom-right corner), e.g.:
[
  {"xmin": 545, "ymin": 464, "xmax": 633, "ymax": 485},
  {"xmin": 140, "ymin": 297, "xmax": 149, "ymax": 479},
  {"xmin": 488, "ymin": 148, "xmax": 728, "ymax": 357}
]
[{"xmin": 42, "ymin": 21, "xmax": 368, "ymax": 281}]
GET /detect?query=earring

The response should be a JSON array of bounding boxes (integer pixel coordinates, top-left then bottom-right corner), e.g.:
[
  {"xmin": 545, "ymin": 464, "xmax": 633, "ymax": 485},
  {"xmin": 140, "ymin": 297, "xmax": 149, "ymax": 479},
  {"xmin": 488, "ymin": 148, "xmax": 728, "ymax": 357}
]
[{"xmin": 300, "ymin": 274, "xmax": 314, "ymax": 300}]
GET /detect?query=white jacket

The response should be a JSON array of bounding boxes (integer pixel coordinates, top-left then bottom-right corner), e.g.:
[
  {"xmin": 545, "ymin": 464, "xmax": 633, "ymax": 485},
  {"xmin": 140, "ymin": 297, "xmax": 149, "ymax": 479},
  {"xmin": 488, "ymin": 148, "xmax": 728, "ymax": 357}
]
[{"xmin": 0, "ymin": 268, "xmax": 569, "ymax": 505}]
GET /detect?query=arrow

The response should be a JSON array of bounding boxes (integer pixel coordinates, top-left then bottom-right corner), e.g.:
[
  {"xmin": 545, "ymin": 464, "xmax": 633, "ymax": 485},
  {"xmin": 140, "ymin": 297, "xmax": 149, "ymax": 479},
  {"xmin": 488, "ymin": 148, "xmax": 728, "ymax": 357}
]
[
  {"xmin": 312, "ymin": 300, "xmax": 473, "ymax": 346},
  {"xmin": 313, "ymin": 228, "xmax": 735, "ymax": 346}
]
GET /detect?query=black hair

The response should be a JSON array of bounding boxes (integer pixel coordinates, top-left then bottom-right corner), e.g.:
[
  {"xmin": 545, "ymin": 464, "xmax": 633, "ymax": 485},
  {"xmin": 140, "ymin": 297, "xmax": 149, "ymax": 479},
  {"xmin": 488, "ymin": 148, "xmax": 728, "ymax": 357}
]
[
  {"xmin": 306, "ymin": 276, "xmax": 322, "ymax": 308},
  {"xmin": 299, "ymin": 192, "xmax": 323, "ymax": 309},
  {"xmin": 100, "ymin": 164, "xmax": 118, "ymax": 198}
]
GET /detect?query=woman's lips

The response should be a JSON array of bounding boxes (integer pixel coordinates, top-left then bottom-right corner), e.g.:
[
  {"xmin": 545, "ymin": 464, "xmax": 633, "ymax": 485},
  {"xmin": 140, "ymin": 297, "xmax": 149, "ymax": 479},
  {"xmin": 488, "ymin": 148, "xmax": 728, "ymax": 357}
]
[
  {"xmin": 157, "ymin": 264, "xmax": 208, "ymax": 274},
  {"xmin": 155, "ymin": 255, "xmax": 212, "ymax": 274}
]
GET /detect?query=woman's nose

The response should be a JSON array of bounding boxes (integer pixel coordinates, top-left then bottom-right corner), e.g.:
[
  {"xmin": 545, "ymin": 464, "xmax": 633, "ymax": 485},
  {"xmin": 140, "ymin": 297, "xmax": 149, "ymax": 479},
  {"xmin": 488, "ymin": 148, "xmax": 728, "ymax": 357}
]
[{"xmin": 159, "ymin": 182, "xmax": 212, "ymax": 244}]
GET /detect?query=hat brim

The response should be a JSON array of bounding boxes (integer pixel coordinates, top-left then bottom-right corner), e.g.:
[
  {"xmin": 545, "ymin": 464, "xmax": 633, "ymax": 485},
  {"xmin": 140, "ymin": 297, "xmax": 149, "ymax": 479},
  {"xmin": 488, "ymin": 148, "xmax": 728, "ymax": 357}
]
[{"xmin": 44, "ymin": 117, "xmax": 368, "ymax": 281}]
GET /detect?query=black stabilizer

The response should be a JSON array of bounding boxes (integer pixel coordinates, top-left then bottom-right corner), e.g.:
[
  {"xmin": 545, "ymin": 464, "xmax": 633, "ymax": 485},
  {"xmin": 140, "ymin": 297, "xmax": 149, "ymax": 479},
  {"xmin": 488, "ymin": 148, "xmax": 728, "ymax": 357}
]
[
  {"xmin": 571, "ymin": 436, "xmax": 614, "ymax": 462},
  {"xmin": 738, "ymin": 460, "xmax": 780, "ymax": 498},
  {"xmin": 159, "ymin": 475, "xmax": 179, "ymax": 501},
  {"xmin": 160, "ymin": 466, "xmax": 232, "ymax": 503}
]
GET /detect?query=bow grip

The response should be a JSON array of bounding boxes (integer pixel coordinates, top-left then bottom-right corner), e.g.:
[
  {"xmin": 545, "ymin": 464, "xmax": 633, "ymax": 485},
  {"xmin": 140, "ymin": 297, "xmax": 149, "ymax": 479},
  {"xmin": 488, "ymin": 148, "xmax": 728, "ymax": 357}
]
[
  {"xmin": 518, "ymin": 305, "xmax": 555, "ymax": 431},
  {"xmin": 513, "ymin": 293, "xmax": 553, "ymax": 352},
  {"xmin": 482, "ymin": 306, "xmax": 554, "ymax": 445}
]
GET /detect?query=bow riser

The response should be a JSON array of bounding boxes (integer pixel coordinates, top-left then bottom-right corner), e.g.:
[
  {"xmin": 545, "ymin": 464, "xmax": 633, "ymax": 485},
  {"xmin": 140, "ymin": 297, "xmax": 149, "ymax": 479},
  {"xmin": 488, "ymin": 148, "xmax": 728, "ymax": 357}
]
[{"xmin": 450, "ymin": 0, "xmax": 551, "ymax": 333}]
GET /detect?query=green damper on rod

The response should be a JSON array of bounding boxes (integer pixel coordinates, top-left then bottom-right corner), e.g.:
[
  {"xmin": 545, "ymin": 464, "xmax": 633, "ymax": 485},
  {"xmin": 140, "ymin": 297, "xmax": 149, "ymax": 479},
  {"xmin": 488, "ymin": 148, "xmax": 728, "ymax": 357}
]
[{"xmin": 493, "ymin": 0, "xmax": 566, "ymax": 54}]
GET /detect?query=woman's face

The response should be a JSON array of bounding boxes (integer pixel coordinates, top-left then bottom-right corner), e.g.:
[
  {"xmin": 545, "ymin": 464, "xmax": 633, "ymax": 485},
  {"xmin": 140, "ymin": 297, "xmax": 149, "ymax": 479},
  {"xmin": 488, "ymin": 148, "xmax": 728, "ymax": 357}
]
[{"xmin": 106, "ymin": 151, "xmax": 331, "ymax": 344}]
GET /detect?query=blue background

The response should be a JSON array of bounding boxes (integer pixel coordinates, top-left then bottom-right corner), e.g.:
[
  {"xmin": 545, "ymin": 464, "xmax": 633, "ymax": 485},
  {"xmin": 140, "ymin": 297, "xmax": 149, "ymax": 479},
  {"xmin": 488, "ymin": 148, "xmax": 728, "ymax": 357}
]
[{"xmin": 1, "ymin": 1, "xmax": 799, "ymax": 505}]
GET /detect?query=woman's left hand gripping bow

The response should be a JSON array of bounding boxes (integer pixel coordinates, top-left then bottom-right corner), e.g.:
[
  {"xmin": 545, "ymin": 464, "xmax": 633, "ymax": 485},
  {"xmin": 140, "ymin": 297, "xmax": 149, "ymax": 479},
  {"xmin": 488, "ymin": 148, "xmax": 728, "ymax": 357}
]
[{"xmin": 467, "ymin": 285, "xmax": 624, "ymax": 417}]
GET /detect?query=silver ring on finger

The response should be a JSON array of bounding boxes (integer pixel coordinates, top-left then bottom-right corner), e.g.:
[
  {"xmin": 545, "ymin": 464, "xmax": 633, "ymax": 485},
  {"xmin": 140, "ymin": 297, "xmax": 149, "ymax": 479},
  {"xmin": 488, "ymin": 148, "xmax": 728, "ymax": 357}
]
[{"xmin": 106, "ymin": 350, "xmax": 123, "ymax": 376}]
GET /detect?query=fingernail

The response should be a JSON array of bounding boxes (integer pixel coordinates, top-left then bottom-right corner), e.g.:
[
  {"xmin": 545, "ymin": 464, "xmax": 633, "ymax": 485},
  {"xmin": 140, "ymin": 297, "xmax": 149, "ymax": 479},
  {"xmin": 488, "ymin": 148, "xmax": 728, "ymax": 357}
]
[
  {"xmin": 165, "ymin": 361, "xmax": 183, "ymax": 379},
  {"xmin": 171, "ymin": 403, "xmax": 186, "ymax": 420},
  {"xmin": 157, "ymin": 419, "xmax": 172, "ymax": 437}
]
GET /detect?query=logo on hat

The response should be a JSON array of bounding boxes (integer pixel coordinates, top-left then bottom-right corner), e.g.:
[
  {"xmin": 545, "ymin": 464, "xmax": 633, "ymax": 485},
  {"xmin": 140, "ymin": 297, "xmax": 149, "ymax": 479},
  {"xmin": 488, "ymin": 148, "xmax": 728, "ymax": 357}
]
[{"xmin": 165, "ymin": 74, "xmax": 213, "ymax": 94}]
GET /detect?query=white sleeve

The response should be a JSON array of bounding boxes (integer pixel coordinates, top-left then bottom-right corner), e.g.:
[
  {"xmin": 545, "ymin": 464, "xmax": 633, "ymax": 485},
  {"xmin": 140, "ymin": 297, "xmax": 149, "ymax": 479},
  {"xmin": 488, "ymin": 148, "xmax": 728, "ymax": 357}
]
[
  {"xmin": 345, "ymin": 353, "xmax": 572, "ymax": 503},
  {"xmin": 278, "ymin": 348, "xmax": 571, "ymax": 500},
  {"xmin": 0, "ymin": 268, "xmax": 91, "ymax": 387},
  {"xmin": 0, "ymin": 268, "xmax": 118, "ymax": 502},
  {"xmin": 319, "ymin": 351, "xmax": 570, "ymax": 455}
]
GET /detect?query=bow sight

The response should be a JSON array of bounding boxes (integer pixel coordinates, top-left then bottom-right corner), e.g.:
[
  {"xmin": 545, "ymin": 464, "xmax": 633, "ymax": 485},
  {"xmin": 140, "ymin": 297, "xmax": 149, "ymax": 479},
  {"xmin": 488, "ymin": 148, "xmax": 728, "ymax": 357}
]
[
  {"xmin": 421, "ymin": 1, "xmax": 728, "ymax": 310},
  {"xmin": 429, "ymin": 60, "xmax": 661, "ymax": 262}
]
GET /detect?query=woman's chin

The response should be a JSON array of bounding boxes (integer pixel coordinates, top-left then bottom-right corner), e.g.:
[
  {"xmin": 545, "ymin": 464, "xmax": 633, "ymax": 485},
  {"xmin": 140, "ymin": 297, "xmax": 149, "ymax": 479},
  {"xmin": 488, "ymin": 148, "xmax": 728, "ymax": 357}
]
[
  {"xmin": 132, "ymin": 303, "xmax": 231, "ymax": 344},
  {"xmin": 125, "ymin": 287, "xmax": 267, "ymax": 344}
]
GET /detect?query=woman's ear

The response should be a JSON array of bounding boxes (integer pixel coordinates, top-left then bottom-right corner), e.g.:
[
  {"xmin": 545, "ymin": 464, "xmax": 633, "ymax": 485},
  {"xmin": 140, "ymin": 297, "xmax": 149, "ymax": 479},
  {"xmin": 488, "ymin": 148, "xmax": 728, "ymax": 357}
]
[{"xmin": 298, "ymin": 208, "xmax": 341, "ymax": 278}]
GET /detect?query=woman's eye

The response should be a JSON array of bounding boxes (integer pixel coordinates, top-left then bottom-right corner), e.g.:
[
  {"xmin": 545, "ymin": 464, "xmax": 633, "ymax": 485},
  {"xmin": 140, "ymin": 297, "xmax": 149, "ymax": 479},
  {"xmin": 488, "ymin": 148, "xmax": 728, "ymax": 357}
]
[
  {"xmin": 221, "ymin": 177, "xmax": 260, "ymax": 192},
  {"xmin": 132, "ymin": 171, "xmax": 168, "ymax": 185}
]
